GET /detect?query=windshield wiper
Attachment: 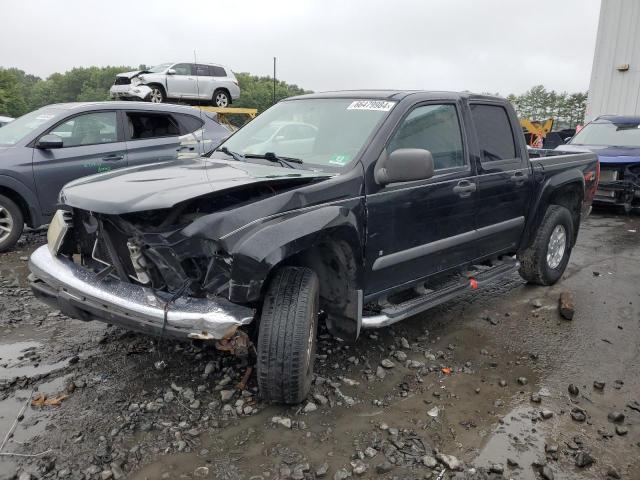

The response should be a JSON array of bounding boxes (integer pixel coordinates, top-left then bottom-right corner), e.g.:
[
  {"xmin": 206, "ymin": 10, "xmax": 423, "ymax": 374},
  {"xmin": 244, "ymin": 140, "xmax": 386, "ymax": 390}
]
[
  {"xmin": 214, "ymin": 146, "xmax": 245, "ymax": 162},
  {"xmin": 244, "ymin": 152, "xmax": 304, "ymax": 169}
]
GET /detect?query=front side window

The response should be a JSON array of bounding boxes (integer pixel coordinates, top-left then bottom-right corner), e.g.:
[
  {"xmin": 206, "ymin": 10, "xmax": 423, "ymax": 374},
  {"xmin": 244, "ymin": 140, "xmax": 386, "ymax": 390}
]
[
  {"xmin": 48, "ymin": 111, "xmax": 118, "ymax": 147},
  {"xmin": 388, "ymin": 104, "xmax": 465, "ymax": 170},
  {"xmin": 127, "ymin": 113, "xmax": 179, "ymax": 139},
  {"xmin": 172, "ymin": 63, "xmax": 192, "ymax": 75},
  {"xmin": 570, "ymin": 120, "xmax": 640, "ymax": 147},
  {"xmin": 217, "ymin": 98, "xmax": 393, "ymax": 171},
  {"xmin": 470, "ymin": 104, "xmax": 517, "ymax": 162}
]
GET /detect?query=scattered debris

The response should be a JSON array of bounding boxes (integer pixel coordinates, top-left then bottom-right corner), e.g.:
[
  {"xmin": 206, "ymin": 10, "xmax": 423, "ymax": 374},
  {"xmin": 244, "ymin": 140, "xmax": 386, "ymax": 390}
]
[{"xmin": 558, "ymin": 291, "xmax": 575, "ymax": 320}]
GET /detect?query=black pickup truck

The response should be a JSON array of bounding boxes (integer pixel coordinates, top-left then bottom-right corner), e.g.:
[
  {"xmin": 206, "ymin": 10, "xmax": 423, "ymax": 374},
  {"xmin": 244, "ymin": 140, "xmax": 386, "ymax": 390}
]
[{"xmin": 29, "ymin": 91, "xmax": 599, "ymax": 404}]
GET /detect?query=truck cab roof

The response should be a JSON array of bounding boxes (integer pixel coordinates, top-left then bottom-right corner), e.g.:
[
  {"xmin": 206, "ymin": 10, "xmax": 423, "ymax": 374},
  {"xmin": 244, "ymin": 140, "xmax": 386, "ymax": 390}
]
[{"xmin": 288, "ymin": 90, "xmax": 506, "ymax": 103}]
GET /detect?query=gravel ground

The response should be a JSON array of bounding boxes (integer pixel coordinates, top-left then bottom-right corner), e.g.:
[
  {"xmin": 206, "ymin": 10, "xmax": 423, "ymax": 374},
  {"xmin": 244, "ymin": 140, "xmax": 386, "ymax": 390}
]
[{"xmin": 0, "ymin": 211, "xmax": 639, "ymax": 480}]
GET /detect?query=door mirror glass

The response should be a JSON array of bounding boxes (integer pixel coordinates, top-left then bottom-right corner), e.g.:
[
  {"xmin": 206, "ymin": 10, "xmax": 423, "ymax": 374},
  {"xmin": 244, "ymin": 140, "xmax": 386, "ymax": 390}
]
[
  {"xmin": 376, "ymin": 148, "xmax": 435, "ymax": 185},
  {"xmin": 36, "ymin": 134, "xmax": 64, "ymax": 149},
  {"xmin": 166, "ymin": 69, "xmax": 176, "ymax": 75}
]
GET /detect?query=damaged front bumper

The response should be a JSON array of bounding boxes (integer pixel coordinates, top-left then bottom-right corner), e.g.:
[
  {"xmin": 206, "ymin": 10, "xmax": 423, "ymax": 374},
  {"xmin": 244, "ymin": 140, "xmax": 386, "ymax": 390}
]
[
  {"xmin": 29, "ymin": 245, "xmax": 254, "ymax": 340},
  {"xmin": 109, "ymin": 84, "xmax": 152, "ymax": 101}
]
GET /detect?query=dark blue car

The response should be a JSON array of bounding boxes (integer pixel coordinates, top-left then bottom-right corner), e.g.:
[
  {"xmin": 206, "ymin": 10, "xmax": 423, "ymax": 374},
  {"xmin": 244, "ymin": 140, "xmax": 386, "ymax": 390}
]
[
  {"xmin": 0, "ymin": 102, "xmax": 230, "ymax": 251},
  {"xmin": 558, "ymin": 115, "xmax": 640, "ymax": 211}
]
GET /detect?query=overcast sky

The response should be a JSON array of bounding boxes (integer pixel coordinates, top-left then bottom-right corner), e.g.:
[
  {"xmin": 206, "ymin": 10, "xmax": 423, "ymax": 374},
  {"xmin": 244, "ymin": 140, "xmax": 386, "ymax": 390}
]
[{"xmin": 1, "ymin": 0, "xmax": 601, "ymax": 95}]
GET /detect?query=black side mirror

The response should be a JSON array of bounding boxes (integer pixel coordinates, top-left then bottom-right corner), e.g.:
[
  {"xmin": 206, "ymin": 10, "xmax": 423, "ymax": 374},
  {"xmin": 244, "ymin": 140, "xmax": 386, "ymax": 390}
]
[
  {"xmin": 563, "ymin": 137, "xmax": 573, "ymax": 144},
  {"xmin": 375, "ymin": 148, "xmax": 435, "ymax": 185},
  {"xmin": 36, "ymin": 134, "xmax": 64, "ymax": 149}
]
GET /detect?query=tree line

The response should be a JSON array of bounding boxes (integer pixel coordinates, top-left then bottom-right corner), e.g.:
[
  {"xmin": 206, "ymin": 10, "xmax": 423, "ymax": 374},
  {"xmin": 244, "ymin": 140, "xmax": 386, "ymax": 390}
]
[
  {"xmin": 1, "ymin": 66, "xmax": 586, "ymax": 128},
  {"xmin": 0, "ymin": 66, "xmax": 308, "ymax": 119}
]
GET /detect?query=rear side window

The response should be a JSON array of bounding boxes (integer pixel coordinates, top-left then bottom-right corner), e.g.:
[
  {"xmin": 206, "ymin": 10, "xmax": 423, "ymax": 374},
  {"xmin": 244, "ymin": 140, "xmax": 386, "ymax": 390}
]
[
  {"xmin": 211, "ymin": 66, "xmax": 227, "ymax": 77},
  {"xmin": 174, "ymin": 113, "xmax": 204, "ymax": 134},
  {"xmin": 470, "ymin": 104, "xmax": 517, "ymax": 162},
  {"xmin": 126, "ymin": 113, "xmax": 180, "ymax": 139},
  {"xmin": 388, "ymin": 104, "xmax": 465, "ymax": 170},
  {"xmin": 195, "ymin": 64, "xmax": 211, "ymax": 76}
]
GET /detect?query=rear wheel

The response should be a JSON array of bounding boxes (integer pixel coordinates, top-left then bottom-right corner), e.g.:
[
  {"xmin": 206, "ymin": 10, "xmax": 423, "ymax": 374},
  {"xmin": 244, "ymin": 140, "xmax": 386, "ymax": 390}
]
[
  {"xmin": 213, "ymin": 89, "xmax": 230, "ymax": 108},
  {"xmin": 148, "ymin": 86, "xmax": 165, "ymax": 103},
  {"xmin": 257, "ymin": 267, "xmax": 319, "ymax": 404},
  {"xmin": 518, "ymin": 205, "xmax": 573, "ymax": 285},
  {"xmin": 0, "ymin": 194, "xmax": 24, "ymax": 252}
]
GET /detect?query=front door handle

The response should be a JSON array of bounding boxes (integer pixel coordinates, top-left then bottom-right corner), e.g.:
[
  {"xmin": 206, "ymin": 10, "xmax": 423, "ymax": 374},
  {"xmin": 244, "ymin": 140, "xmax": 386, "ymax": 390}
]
[
  {"xmin": 102, "ymin": 154, "xmax": 125, "ymax": 162},
  {"xmin": 453, "ymin": 180, "xmax": 477, "ymax": 197},
  {"xmin": 510, "ymin": 172, "xmax": 529, "ymax": 185}
]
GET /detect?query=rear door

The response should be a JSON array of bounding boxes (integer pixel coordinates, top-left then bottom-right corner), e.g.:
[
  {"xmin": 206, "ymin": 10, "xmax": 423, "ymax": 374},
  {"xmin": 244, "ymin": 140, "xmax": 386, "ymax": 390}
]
[
  {"xmin": 365, "ymin": 101, "xmax": 478, "ymax": 296},
  {"xmin": 123, "ymin": 110, "xmax": 182, "ymax": 166},
  {"xmin": 194, "ymin": 64, "xmax": 215, "ymax": 100},
  {"xmin": 166, "ymin": 63, "xmax": 197, "ymax": 99},
  {"xmin": 32, "ymin": 110, "xmax": 126, "ymax": 215},
  {"xmin": 469, "ymin": 102, "xmax": 533, "ymax": 257}
]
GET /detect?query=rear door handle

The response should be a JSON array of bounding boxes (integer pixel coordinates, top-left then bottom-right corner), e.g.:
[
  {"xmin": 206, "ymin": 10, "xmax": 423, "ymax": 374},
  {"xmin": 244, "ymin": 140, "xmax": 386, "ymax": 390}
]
[
  {"xmin": 102, "ymin": 154, "xmax": 125, "ymax": 162},
  {"xmin": 452, "ymin": 180, "xmax": 477, "ymax": 197},
  {"xmin": 510, "ymin": 172, "xmax": 528, "ymax": 184}
]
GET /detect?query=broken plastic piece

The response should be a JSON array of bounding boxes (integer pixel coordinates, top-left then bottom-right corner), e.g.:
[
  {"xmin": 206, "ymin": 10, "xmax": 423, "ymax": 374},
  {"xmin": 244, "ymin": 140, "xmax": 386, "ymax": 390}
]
[
  {"xmin": 441, "ymin": 367, "xmax": 452, "ymax": 375},
  {"xmin": 31, "ymin": 393, "xmax": 69, "ymax": 408},
  {"xmin": 469, "ymin": 278, "xmax": 478, "ymax": 290}
]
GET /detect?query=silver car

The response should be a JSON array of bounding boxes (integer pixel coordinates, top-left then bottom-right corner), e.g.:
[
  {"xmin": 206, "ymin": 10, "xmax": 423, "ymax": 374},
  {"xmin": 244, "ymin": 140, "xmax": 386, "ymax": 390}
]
[{"xmin": 110, "ymin": 62, "xmax": 240, "ymax": 107}]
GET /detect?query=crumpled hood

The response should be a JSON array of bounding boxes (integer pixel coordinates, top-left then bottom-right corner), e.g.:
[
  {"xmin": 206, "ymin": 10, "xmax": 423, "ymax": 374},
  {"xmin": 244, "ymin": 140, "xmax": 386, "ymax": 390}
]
[
  {"xmin": 115, "ymin": 70, "xmax": 146, "ymax": 79},
  {"xmin": 60, "ymin": 158, "xmax": 332, "ymax": 214},
  {"xmin": 557, "ymin": 144, "xmax": 640, "ymax": 164}
]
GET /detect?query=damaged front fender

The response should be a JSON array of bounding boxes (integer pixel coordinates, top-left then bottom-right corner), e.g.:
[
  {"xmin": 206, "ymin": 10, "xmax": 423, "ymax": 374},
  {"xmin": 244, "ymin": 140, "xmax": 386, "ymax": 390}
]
[{"xmin": 225, "ymin": 203, "xmax": 363, "ymax": 303}]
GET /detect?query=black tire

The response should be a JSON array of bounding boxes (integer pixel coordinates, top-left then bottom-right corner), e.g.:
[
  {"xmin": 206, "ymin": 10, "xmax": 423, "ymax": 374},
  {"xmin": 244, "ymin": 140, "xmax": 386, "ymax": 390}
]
[
  {"xmin": 0, "ymin": 194, "xmax": 24, "ymax": 253},
  {"xmin": 213, "ymin": 89, "xmax": 230, "ymax": 108},
  {"xmin": 257, "ymin": 266, "xmax": 319, "ymax": 404},
  {"xmin": 148, "ymin": 85, "xmax": 165, "ymax": 103},
  {"xmin": 518, "ymin": 205, "xmax": 573, "ymax": 286}
]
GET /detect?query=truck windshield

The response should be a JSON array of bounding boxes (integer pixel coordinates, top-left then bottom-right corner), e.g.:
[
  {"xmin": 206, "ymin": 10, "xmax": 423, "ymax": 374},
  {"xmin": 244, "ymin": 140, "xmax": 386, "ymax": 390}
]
[
  {"xmin": 570, "ymin": 121, "xmax": 640, "ymax": 147},
  {"xmin": 0, "ymin": 108, "xmax": 62, "ymax": 146},
  {"xmin": 216, "ymin": 98, "xmax": 395, "ymax": 170}
]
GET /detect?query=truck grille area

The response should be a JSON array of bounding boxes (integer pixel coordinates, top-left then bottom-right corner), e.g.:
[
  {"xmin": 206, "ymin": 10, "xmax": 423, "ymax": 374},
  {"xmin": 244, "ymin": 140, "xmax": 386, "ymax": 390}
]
[{"xmin": 62, "ymin": 209, "xmax": 231, "ymax": 297}]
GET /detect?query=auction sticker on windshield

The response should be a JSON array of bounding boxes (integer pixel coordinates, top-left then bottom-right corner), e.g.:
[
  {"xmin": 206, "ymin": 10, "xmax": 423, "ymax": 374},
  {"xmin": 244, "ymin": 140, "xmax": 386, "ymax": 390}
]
[{"xmin": 347, "ymin": 100, "xmax": 395, "ymax": 111}]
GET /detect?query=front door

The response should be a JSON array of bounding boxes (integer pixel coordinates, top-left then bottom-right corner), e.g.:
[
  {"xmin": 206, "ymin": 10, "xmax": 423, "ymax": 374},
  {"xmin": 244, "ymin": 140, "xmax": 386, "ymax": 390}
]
[
  {"xmin": 468, "ymin": 102, "xmax": 533, "ymax": 257},
  {"xmin": 32, "ymin": 110, "xmax": 127, "ymax": 215},
  {"xmin": 166, "ymin": 63, "xmax": 197, "ymax": 99},
  {"xmin": 365, "ymin": 102, "xmax": 478, "ymax": 297}
]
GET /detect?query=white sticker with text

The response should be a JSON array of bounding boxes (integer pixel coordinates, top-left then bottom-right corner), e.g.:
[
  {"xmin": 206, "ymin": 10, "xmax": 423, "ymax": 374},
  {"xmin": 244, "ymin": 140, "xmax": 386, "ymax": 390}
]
[{"xmin": 347, "ymin": 100, "xmax": 395, "ymax": 112}]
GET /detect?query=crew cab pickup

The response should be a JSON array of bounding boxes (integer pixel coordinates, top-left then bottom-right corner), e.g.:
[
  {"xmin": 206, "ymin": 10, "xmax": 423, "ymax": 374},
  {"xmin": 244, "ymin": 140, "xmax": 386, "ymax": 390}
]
[{"xmin": 29, "ymin": 91, "xmax": 599, "ymax": 404}]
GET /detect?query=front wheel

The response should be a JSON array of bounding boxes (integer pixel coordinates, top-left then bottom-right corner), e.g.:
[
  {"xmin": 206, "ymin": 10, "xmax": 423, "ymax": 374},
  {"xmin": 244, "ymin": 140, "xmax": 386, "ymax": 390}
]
[
  {"xmin": 518, "ymin": 205, "xmax": 573, "ymax": 285},
  {"xmin": 256, "ymin": 267, "xmax": 319, "ymax": 404},
  {"xmin": 0, "ymin": 194, "xmax": 24, "ymax": 252},
  {"xmin": 148, "ymin": 86, "xmax": 165, "ymax": 103}
]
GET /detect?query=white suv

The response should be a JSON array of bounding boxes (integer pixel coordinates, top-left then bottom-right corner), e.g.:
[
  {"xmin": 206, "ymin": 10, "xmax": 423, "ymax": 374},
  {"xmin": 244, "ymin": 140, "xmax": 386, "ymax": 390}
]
[{"xmin": 110, "ymin": 62, "xmax": 240, "ymax": 107}]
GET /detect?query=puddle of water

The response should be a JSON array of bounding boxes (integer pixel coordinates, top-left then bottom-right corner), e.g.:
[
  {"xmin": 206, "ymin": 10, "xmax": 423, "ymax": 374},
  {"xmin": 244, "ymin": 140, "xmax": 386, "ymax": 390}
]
[{"xmin": 0, "ymin": 340, "xmax": 68, "ymax": 381}]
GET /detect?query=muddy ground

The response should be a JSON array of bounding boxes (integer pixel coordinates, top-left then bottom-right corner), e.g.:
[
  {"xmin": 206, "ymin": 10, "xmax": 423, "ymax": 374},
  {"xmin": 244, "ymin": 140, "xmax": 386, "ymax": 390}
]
[{"xmin": 0, "ymin": 211, "xmax": 639, "ymax": 480}]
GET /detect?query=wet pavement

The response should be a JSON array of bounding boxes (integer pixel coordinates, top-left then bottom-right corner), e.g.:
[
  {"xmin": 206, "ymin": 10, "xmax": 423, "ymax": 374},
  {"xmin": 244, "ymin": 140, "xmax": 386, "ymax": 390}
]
[{"xmin": 0, "ymin": 212, "xmax": 639, "ymax": 480}]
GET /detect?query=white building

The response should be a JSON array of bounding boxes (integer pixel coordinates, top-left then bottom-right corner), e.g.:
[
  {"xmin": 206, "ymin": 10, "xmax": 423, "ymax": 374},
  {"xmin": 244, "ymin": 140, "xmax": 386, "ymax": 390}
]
[{"xmin": 586, "ymin": 0, "xmax": 640, "ymax": 121}]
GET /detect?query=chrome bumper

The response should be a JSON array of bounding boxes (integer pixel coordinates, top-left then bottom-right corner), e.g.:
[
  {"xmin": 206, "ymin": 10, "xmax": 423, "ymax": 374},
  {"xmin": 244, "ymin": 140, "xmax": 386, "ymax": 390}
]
[{"xmin": 28, "ymin": 245, "xmax": 254, "ymax": 340}]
